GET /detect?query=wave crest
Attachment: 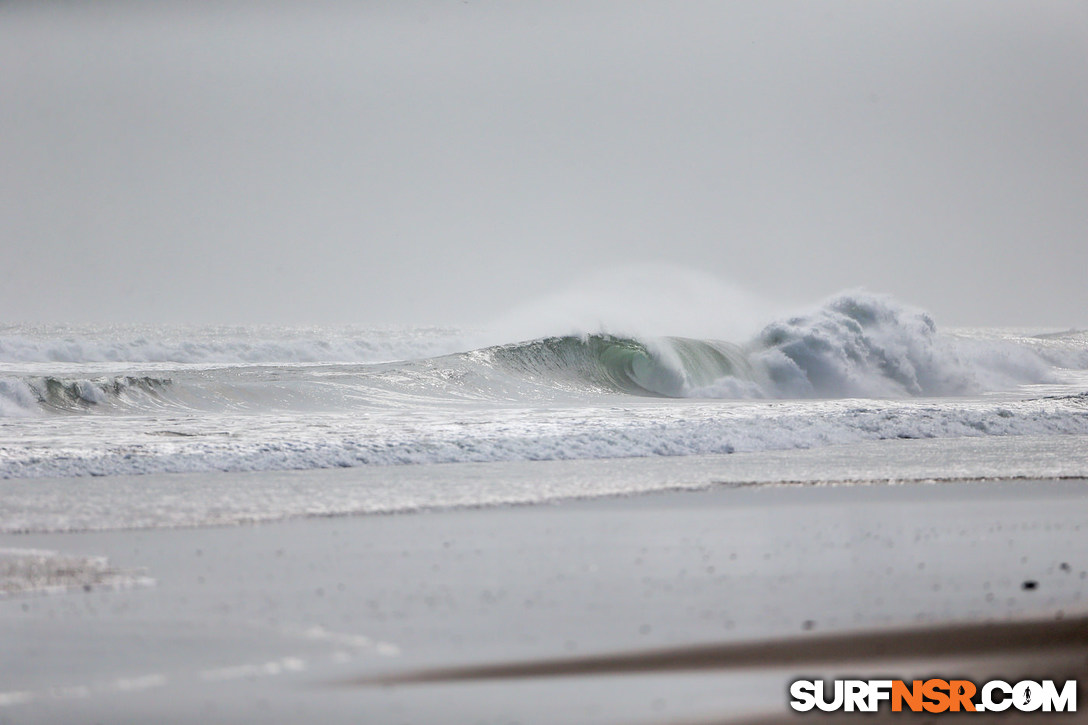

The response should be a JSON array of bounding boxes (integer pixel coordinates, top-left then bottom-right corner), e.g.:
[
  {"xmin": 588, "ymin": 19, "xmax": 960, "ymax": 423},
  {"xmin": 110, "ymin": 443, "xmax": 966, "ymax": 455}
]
[
  {"xmin": 0, "ymin": 375, "xmax": 173, "ymax": 415},
  {"xmin": 1, "ymin": 293, "xmax": 1084, "ymax": 418},
  {"xmin": 487, "ymin": 334, "xmax": 756, "ymax": 397},
  {"xmin": 488, "ymin": 293, "xmax": 1079, "ymax": 400}
]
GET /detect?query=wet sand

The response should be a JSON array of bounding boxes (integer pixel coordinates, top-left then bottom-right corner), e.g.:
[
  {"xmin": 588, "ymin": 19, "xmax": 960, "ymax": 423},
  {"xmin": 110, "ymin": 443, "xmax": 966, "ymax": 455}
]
[
  {"xmin": 360, "ymin": 615, "xmax": 1088, "ymax": 725},
  {"xmin": 2, "ymin": 478, "xmax": 1087, "ymax": 723},
  {"xmin": 357, "ymin": 615, "xmax": 1088, "ymax": 685}
]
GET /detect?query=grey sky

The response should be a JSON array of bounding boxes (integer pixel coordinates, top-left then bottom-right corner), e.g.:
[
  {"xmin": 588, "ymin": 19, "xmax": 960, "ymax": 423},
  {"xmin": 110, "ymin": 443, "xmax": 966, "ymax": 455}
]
[{"xmin": 2, "ymin": 1, "xmax": 1086, "ymax": 329}]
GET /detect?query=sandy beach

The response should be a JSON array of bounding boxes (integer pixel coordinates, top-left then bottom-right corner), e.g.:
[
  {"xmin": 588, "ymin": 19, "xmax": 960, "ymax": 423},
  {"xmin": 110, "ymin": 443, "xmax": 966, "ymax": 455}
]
[
  {"xmin": 2, "ymin": 476, "xmax": 1086, "ymax": 724},
  {"xmin": 4, "ymin": 1, "xmax": 1087, "ymax": 722}
]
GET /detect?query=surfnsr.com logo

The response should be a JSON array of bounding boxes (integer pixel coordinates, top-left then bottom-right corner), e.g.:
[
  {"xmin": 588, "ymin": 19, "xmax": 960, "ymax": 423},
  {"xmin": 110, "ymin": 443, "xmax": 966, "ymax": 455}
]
[{"xmin": 790, "ymin": 679, "xmax": 1077, "ymax": 713}]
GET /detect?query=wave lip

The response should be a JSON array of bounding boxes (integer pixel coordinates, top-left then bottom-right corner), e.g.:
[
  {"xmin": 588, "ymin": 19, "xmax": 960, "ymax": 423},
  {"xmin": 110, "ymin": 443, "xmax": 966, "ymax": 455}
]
[
  {"xmin": 2, "ymin": 292, "xmax": 1086, "ymax": 419},
  {"xmin": 487, "ymin": 292, "xmax": 1085, "ymax": 401},
  {"xmin": 486, "ymin": 334, "xmax": 759, "ymax": 398},
  {"xmin": 0, "ymin": 375, "xmax": 175, "ymax": 416}
]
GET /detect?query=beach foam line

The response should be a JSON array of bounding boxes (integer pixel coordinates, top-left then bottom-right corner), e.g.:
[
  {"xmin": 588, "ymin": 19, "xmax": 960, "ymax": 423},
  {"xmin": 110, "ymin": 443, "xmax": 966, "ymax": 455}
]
[{"xmin": 0, "ymin": 547, "xmax": 154, "ymax": 598}]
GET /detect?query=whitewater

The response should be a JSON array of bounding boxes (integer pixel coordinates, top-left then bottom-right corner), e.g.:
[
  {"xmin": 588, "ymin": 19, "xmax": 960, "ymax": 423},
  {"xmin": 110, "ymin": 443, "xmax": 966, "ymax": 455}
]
[{"xmin": 3, "ymin": 292, "xmax": 1088, "ymax": 530}]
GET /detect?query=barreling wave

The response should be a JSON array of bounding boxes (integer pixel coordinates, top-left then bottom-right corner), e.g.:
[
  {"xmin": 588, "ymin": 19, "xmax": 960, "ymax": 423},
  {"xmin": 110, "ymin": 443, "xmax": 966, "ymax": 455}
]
[
  {"xmin": 0, "ymin": 375, "xmax": 174, "ymax": 415},
  {"xmin": 485, "ymin": 293, "xmax": 1085, "ymax": 400},
  {"xmin": 1, "ymin": 293, "xmax": 1086, "ymax": 419},
  {"xmin": 486, "ymin": 334, "xmax": 761, "ymax": 397},
  {"xmin": 2, "ymin": 291, "xmax": 1088, "ymax": 481}
]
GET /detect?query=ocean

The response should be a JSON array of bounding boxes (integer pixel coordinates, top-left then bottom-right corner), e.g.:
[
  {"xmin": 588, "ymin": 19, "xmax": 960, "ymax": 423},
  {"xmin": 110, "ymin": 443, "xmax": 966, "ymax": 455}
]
[{"xmin": 3, "ymin": 291, "xmax": 1087, "ymax": 532}]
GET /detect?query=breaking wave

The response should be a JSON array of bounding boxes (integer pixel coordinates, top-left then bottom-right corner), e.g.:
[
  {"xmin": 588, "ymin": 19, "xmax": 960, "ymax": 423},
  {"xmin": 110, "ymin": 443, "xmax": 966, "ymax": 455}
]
[
  {"xmin": 4, "ymin": 395, "xmax": 1088, "ymax": 480},
  {"xmin": 0, "ymin": 376, "xmax": 176, "ymax": 416},
  {"xmin": 1, "ymin": 291, "xmax": 1087, "ymax": 480},
  {"xmin": 486, "ymin": 292, "xmax": 1086, "ymax": 400},
  {"xmin": 1, "ymin": 293, "xmax": 1086, "ymax": 418},
  {"xmin": 486, "ymin": 334, "xmax": 760, "ymax": 397}
]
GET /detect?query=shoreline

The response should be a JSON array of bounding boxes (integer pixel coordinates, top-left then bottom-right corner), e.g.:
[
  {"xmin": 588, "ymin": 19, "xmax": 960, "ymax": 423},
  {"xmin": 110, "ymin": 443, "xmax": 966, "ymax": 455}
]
[
  {"xmin": 3, "ymin": 476, "xmax": 1088, "ymax": 722},
  {"xmin": 4, "ymin": 433, "xmax": 1088, "ymax": 534}
]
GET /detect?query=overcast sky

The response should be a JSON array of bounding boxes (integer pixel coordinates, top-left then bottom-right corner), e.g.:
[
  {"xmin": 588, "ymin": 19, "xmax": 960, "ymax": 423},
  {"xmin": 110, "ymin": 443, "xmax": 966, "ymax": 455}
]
[{"xmin": 2, "ymin": 1, "xmax": 1085, "ymax": 330}]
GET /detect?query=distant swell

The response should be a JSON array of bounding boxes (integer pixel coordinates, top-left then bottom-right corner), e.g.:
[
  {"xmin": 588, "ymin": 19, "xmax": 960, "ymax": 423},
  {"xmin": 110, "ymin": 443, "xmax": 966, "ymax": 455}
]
[{"xmin": 0, "ymin": 325, "xmax": 471, "ymax": 365}]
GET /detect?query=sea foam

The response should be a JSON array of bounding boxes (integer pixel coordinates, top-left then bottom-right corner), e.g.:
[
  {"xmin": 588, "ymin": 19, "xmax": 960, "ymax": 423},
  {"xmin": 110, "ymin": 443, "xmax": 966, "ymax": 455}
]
[{"xmin": 1, "ymin": 293, "xmax": 1085, "ymax": 419}]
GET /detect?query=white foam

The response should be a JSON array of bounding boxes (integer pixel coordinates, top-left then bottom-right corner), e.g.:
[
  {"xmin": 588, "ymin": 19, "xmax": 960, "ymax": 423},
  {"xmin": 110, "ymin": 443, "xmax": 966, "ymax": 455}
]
[
  {"xmin": 751, "ymin": 292, "xmax": 991, "ymax": 398},
  {"xmin": 1, "ymin": 393, "xmax": 1086, "ymax": 480},
  {"xmin": 0, "ymin": 378, "xmax": 39, "ymax": 417},
  {"xmin": 0, "ymin": 548, "xmax": 153, "ymax": 597},
  {"xmin": 0, "ymin": 293, "xmax": 1085, "ymax": 496},
  {"xmin": 4, "ymin": 435, "xmax": 1087, "ymax": 533},
  {"xmin": 2, "ymin": 295, "xmax": 1084, "ymax": 420}
]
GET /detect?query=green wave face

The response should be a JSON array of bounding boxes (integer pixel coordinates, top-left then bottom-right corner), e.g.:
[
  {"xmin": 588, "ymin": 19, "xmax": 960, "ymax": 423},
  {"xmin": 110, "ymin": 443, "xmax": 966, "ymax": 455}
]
[
  {"xmin": 35, "ymin": 376, "xmax": 173, "ymax": 411},
  {"xmin": 488, "ymin": 334, "xmax": 756, "ymax": 397}
]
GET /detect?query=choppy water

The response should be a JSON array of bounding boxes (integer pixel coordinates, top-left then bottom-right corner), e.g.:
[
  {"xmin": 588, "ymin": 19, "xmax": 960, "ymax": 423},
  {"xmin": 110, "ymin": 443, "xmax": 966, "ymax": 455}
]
[{"xmin": 2, "ymin": 292, "xmax": 1087, "ymax": 530}]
